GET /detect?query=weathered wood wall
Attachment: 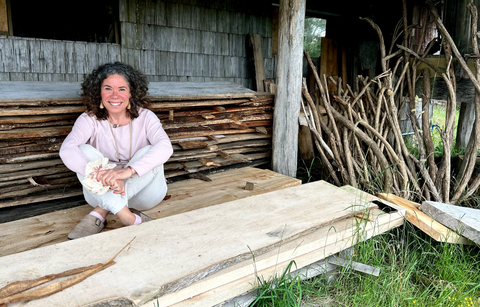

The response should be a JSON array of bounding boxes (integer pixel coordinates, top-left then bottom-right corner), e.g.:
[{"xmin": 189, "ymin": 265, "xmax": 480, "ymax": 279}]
[
  {"xmin": 0, "ymin": 37, "xmax": 121, "ymax": 82},
  {"xmin": 0, "ymin": 0, "xmax": 275, "ymax": 89}
]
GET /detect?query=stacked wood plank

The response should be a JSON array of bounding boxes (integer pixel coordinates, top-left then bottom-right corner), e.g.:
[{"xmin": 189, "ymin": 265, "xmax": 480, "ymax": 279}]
[
  {"xmin": 0, "ymin": 81, "xmax": 273, "ymax": 210},
  {"xmin": 0, "ymin": 179, "xmax": 405, "ymax": 307}
]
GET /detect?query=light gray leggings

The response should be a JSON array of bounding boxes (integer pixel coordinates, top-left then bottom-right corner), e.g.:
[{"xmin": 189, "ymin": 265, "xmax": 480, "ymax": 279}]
[{"xmin": 78, "ymin": 144, "xmax": 167, "ymax": 214}]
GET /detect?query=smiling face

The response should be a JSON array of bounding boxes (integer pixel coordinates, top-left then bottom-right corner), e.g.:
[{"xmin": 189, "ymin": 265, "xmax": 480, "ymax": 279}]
[{"xmin": 100, "ymin": 74, "xmax": 131, "ymax": 118}]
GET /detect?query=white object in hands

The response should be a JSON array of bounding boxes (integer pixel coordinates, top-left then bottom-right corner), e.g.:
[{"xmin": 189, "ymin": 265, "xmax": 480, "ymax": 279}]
[{"xmin": 82, "ymin": 157, "xmax": 117, "ymax": 195}]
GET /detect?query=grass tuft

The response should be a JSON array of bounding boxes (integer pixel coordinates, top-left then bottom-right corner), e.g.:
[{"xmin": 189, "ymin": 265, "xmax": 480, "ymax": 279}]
[{"xmin": 251, "ymin": 223, "xmax": 480, "ymax": 307}]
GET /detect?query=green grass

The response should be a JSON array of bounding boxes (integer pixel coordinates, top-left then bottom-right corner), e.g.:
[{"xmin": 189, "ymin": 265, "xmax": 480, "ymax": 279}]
[
  {"xmin": 252, "ymin": 224, "xmax": 480, "ymax": 307},
  {"xmin": 405, "ymin": 103, "xmax": 463, "ymax": 159}
]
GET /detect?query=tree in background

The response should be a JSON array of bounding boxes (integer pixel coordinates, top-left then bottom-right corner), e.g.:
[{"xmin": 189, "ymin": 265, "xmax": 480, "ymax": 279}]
[{"xmin": 304, "ymin": 17, "xmax": 327, "ymax": 58}]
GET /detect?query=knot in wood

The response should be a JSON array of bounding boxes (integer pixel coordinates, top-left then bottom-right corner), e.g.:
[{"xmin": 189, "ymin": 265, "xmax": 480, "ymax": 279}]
[{"xmin": 386, "ymin": 89, "xmax": 394, "ymax": 96}]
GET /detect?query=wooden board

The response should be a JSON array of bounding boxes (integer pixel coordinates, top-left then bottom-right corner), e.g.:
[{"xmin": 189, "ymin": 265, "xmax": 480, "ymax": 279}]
[
  {"xmin": 377, "ymin": 193, "xmax": 472, "ymax": 244},
  {"xmin": 249, "ymin": 33, "xmax": 266, "ymax": 91},
  {"xmin": 0, "ymin": 167, "xmax": 300, "ymax": 258},
  {"xmin": 320, "ymin": 37, "xmax": 338, "ymax": 93},
  {"xmin": 0, "ymin": 180, "xmax": 382, "ymax": 307},
  {"xmin": 166, "ymin": 209, "xmax": 403, "ymax": 307},
  {"xmin": 0, "ymin": 82, "xmax": 254, "ymax": 101}
]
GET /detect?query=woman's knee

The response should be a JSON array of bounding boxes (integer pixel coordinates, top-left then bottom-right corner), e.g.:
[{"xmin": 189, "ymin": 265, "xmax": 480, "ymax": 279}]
[
  {"xmin": 129, "ymin": 145, "xmax": 152, "ymax": 163},
  {"xmin": 79, "ymin": 144, "xmax": 104, "ymax": 161}
]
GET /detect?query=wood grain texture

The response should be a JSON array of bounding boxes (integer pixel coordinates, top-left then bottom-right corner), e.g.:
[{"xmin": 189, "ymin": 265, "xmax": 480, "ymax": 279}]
[
  {"xmin": 0, "ymin": 167, "xmax": 299, "ymax": 258},
  {"xmin": 377, "ymin": 193, "xmax": 472, "ymax": 244},
  {"xmin": 164, "ymin": 209, "xmax": 403, "ymax": 307},
  {"xmin": 272, "ymin": 0, "xmax": 306, "ymax": 177},
  {"xmin": 0, "ymin": 179, "xmax": 400, "ymax": 307}
]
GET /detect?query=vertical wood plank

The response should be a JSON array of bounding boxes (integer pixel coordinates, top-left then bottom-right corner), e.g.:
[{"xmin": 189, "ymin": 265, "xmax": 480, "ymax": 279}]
[
  {"xmin": 190, "ymin": 5, "xmax": 200, "ymax": 30},
  {"xmin": 216, "ymin": 10, "xmax": 230, "ymax": 33},
  {"xmin": 137, "ymin": 0, "xmax": 146, "ymax": 24},
  {"xmin": 180, "ymin": 3, "xmax": 192, "ymax": 29},
  {"xmin": 167, "ymin": 52, "xmax": 176, "ymax": 75},
  {"xmin": 213, "ymin": 55, "xmax": 224, "ymax": 77},
  {"xmin": 319, "ymin": 37, "xmax": 338, "ymax": 93},
  {"xmin": 155, "ymin": 50, "xmax": 167, "ymax": 75},
  {"xmin": 85, "ymin": 43, "xmax": 99, "ymax": 73},
  {"xmin": 193, "ymin": 29, "xmax": 202, "ymax": 54},
  {"xmin": 164, "ymin": 27, "xmax": 175, "ymax": 51},
  {"xmin": 65, "ymin": 41, "xmax": 76, "ymax": 74},
  {"xmin": 13, "ymin": 39, "xmax": 29, "ymax": 72},
  {"xmin": 143, "ymin": 24, "xmax": 154, "ymax": 50},
  {"xmin": 205, "ymin": 7, "xmax": 217, "ymax": 32},
  {"xmin": 191, "ymin": 53, "xmax": 201, "ymax": 76},
  {"xmin": 272, "ymin": 7, "xmax": 278, "ymax": 55},
  {"xmin": 40, "ymin": 40, "xmax": 54, "ymax": 73},
  {"xmin": 142, "ymin": 50, "xmax": 155, "ymax": 75},
  {"xmin": 74, "ymin": 41, "xmax": 87, "ymax": 74},
  {"xmin": 118, "ymin": 0, "xmax": 127, "ymax": 22},
  {"xmin": 125, "ymin": 0, "xmax": 136, "ymax": 22},
  {"xmin": 224, "ymin": 56, "xmax": 234, "ymax": 78},
  {"xmin": 154, "ymin": 0, "xmax": 166, "ymax": 26},
  {"xmin": 135, "ymin": 23, "xmax": 144, "ymax": 49},
  {"xmin": 202, "ymin": 31, "xmax": 215, "ymax": 55},
  {"xmin": 249, "ymin": 33, "xmax": 266, "ymax": 91},
  {"xmin": 153, "ymin": 26, "xmax": 164, "ymax": 51},
  {"xmin": 184, "ymin": 52, "xmax": 193, "ymax": 76},
  {"xmin": 53, "ymin": 41, "xmax": 66, "ymax": 73},
  {"xmin": 144, "ymin": 0, "xmax": 155, "ymax": 24},
  {"xmin": 108, "ymin": 43, "xmax": 122, "ymax": 63},
  {"xmin": 0, "ymin": 0, "xmax": 8, "ymax": 35},
  {"xmin": 0, "ymin": 37, "xmax": 4, "ymax": 72},
  {"xmin": 219, "ymin": 32, "xmax": 229, "ymax": 56},
  {"xmin": 97, "ymin": 43, "xmax": 109, "ymax": 66},
  {"xmin": 129, "ymin": 48, "xmax": 141, "ymax": 70},
  {"xmin": 3, "ymin": 38, "xmax": 14, "ymax": 72},
  {"xmin": 121, "ymin": 23, "xmax": 130, "ymax": 48},
  {"xmin": 175, "ymin": 52, "xmax": 185, "ymax": 76},
  {"xmin": 202, "ymin": 53, "xmax": 210, "ymax": 77},
  {"xmin": 272, "ymin": 0, "xmax": 306, "ymax": 177},
  {"xmin": 166, "ymin": 2, "xmax": 180, "ymax": 27}
]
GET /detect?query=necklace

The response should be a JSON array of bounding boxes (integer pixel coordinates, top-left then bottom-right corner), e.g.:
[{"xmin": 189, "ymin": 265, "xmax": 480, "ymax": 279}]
[{"xmin": 108, "ymin": 118, "xmax": 132, "ymax": 168}]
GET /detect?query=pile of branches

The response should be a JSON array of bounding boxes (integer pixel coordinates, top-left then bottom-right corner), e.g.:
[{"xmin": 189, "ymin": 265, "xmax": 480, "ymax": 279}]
[{"xmin": 301, "ymin": 0, "xmax": 480, "ymax": 204}]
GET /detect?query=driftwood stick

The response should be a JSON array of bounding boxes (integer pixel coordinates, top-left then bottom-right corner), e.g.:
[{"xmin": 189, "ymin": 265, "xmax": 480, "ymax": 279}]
[
  {"xmin": 329, "ymin": 107, "xmax": 393, "ymax": 192},
  {"xmin": 343, "ymin": 127, "xmax": 358, "ymax": 188},
  {"xmin": 0, "ymin": 238, "xmax": 135, "ymax": 305}
]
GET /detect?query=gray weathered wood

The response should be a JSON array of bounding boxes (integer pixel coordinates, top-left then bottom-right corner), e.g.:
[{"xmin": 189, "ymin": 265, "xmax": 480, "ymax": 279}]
[
  {"xmin": 328, "ymin": 257, "xmax": 381, "ymax": 276},
  {"xmin": 14, "ymin": 39, "xmax": 29, "ymax": 72},
  {"xmin": 272, "ymin": 0, "xmax": 306, "ymax": 177}
]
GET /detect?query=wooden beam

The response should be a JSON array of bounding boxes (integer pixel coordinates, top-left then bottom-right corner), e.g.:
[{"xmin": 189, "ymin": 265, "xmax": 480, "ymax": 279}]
[
  {"xmin": 272, "ymin": 0, "xmax": 306, "ymax": 177},
  {"xmin": 249, "ymin": 33, "xmax": 266, "ymax": 91},
  {"xmin": 272, "ymin": 7, "xmax": 279, "ymax": 55},
  {"xmin": 0, "ymin": 0, "xmax": 8, "ymax": 35},
  {"xmin": 377, "ymin": 193, "xmax": 472, "ymax": 244}
]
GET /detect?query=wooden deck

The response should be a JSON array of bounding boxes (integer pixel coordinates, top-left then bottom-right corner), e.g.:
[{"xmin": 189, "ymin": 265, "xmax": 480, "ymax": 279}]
[
  {"xmin": 0, "ymin": 167, "xmax": 300, "ymax": 258},
  {"xmin": 0, "ymin": 168, "xmax": 405, "ymax": 307}
]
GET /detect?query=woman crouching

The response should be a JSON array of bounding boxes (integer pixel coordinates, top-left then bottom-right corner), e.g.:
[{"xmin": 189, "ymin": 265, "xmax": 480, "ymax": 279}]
[{"xmin": 60, "ymin": 62, "xmax": 173, "ymax": 239}]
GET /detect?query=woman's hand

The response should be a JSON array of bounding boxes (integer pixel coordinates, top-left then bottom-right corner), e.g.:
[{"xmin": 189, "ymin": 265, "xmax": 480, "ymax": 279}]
[
  {"xmin": 97, "ymin": 168, "xmax": 134, "ymax": 189},
  {"xmin": 110, "ymin": 179, "xmax": 126, "ymax": 196}
]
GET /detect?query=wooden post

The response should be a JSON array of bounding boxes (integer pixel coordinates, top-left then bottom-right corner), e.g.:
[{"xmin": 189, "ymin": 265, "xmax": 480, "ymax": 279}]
[
  {"xmin": 0, "ymin": 0, "xmax": 9, "ymax": 35},
  {"xmin": 272, "ymin": 0, "xmax": 306, "ymax": 177}
]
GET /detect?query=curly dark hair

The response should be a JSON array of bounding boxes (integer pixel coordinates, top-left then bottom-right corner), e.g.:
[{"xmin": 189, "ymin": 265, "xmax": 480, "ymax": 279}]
[{"xmin": 81, "ymin": 62, "xmax": 151, "ymax": 120}]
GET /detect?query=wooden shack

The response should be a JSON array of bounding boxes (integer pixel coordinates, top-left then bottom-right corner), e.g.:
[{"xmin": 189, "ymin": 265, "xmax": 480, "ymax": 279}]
[{"xmin": 2, "ymin": 0, "xmax": 460, "ymax": 305}]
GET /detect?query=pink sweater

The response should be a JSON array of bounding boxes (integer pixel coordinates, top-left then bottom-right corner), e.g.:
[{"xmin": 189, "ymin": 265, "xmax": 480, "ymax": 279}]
[{"xmin": 60, "ymin": 108, "xmax": 173, "ymax": 177}]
